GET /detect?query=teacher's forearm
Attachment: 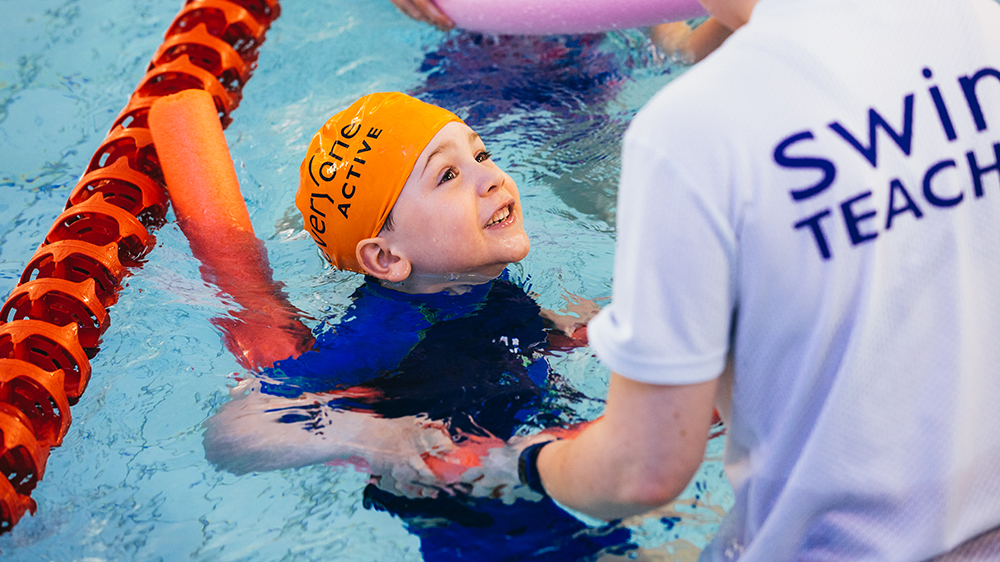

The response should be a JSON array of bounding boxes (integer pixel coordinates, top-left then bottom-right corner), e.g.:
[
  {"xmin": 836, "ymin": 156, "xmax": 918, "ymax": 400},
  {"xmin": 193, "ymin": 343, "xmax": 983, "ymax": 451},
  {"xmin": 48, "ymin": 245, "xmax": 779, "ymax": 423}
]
[{"xmin": 535, "ymin": 373, "xmax": 719, "ymax": 520}]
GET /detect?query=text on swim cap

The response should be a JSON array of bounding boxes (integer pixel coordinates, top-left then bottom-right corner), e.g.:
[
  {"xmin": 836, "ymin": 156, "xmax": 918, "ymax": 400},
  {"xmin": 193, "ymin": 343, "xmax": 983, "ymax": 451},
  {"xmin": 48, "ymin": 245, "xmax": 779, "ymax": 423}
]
[{"xmin": 305, "ymin": 124, "xmax": 384, "ymax": 253}]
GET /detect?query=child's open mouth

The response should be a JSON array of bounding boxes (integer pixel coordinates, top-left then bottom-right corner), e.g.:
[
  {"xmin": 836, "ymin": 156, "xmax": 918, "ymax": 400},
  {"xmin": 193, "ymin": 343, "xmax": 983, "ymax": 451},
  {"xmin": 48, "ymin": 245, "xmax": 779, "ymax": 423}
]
[{"xmin": 485, "ymin": 203, "xmax": 514, "ymax": 228}]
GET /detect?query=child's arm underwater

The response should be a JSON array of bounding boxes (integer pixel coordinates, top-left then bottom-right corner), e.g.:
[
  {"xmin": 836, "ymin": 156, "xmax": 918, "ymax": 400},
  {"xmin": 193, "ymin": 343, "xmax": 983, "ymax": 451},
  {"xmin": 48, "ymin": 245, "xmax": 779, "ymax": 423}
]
[
  {"xmin": 149, "ymin": 90, "xmax": 314, "ymax": 370},
  {"xmin": 202, "ymin": 379, "xmax": 454, "ymax": 493},
  {"xmin": 202, "ymin": 377, "xmax": 587, "ymax": 501}
]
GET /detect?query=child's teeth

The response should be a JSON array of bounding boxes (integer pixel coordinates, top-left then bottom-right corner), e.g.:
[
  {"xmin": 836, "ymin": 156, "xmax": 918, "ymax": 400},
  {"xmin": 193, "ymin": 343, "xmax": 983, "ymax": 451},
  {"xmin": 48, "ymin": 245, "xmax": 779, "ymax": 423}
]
[{"xmin": 488, "ymin": 207, "xmax": 509, "ymax": 226}]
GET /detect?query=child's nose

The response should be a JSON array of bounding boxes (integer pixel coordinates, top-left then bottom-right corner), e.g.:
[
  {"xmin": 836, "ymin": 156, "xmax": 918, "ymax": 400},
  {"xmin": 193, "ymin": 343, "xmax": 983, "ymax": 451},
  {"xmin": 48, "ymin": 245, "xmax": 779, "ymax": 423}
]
[{"xmin": 475, "ymin": 163, "xmax": 504, "ymax": 196}]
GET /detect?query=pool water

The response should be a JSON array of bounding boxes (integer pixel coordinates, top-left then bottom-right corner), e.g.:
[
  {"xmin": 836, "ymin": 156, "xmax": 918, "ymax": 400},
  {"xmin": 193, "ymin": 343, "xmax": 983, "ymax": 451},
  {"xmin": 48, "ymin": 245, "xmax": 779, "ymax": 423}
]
[{"xmin": 0, "ymin": 0, "xmax": 732, "ymax": 559}]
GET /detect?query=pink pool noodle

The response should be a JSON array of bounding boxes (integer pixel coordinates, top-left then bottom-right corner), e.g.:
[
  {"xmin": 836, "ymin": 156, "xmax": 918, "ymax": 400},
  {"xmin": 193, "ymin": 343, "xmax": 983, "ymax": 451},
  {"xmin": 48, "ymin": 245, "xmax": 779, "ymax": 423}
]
[
  {"xmin": 435, "ymin": 0, "xmax": 707, "ymax": 35},
  {"xmin": 149, "ymin": 89, "xmax": 313, "ymax": 369}
]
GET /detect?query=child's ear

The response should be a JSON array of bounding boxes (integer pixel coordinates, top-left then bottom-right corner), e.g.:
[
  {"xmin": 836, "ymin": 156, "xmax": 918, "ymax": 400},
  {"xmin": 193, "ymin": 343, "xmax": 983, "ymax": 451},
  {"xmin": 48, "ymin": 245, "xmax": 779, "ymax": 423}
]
[{"xmin": 356, "ymin": 238, "xmax": 411, "ymax": 282}]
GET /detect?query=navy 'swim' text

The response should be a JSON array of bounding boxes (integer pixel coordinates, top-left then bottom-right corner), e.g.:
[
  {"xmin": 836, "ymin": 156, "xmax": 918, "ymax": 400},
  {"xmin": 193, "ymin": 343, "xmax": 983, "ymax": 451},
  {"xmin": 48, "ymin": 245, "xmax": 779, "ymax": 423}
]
[{"xmin": 775, "ymin": 66, "xmax": 1000, "ymax": 261}]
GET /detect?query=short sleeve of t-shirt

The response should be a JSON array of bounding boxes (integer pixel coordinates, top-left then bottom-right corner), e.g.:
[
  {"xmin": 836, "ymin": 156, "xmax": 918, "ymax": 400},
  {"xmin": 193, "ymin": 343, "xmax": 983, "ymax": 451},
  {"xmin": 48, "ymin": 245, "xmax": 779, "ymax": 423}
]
[{"xmin": 588, "ymin": 106, "xmax": 737, "ymax": 385}]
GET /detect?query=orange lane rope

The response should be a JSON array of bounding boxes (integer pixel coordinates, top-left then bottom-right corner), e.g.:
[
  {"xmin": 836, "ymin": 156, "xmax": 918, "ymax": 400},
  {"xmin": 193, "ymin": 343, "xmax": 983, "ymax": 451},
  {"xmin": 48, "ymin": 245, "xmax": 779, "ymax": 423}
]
[{"xmin": 0, "ymin": 0, "xmax": 280, "ymax": 532}]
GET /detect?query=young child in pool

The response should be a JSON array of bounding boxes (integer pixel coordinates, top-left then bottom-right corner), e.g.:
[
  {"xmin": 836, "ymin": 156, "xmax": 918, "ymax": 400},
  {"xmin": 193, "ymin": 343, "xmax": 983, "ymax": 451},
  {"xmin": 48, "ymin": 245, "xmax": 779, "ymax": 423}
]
[{"xmin": 202, "ymin": 92, "xmax": 634, "ymax": 560}]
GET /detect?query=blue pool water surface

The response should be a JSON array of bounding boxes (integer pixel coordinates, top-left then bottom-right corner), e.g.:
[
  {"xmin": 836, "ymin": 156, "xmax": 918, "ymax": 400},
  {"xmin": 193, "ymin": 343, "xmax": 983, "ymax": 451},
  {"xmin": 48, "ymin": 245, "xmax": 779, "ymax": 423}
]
[{"xmin": 0, "ymin": 0, "xmax": 732, "ymax": 559}]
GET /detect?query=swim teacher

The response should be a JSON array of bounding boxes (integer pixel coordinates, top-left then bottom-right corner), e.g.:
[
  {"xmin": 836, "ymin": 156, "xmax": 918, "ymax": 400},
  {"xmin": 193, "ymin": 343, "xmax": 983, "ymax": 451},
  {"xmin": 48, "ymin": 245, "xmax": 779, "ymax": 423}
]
[{"xmin": 525, "ymin": 0, "xmax": 1000, "ymax": 559}]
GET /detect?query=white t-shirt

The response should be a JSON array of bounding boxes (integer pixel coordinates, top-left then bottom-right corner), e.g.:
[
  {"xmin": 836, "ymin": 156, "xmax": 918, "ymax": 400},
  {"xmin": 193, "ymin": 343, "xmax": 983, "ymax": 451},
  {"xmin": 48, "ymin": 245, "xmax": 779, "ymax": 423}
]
[{"xmin": 588, "ymin": 0, "xmax": 1000, "ymax": 559}]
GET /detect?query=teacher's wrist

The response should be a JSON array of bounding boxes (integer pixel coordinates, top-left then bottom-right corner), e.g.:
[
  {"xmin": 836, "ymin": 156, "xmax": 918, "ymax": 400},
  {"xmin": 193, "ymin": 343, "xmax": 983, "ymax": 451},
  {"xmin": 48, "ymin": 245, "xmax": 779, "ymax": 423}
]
[{"xmin": 518, "ymin": 439, "xmax": 559, "ymax": 496}]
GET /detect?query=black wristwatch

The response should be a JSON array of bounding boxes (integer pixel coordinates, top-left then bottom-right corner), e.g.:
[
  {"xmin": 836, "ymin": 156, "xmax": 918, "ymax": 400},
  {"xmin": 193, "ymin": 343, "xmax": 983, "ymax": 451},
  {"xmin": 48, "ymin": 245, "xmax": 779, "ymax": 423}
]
[{"xmin": 518, "ymin": 441, "xmax": 553, "ymax": 496}]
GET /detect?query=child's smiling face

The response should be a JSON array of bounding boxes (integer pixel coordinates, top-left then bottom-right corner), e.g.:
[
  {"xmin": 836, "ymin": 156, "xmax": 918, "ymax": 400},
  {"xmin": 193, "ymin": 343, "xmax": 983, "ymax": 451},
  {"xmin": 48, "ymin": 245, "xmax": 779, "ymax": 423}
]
[{"xmin": 376, "ymin": 121, "xmax": 530, "ymax": 282}]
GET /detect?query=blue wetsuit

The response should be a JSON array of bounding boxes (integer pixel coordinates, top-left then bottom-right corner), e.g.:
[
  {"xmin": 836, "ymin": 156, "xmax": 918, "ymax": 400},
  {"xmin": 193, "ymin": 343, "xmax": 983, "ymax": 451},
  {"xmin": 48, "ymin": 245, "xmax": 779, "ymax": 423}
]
[{"xmin": 261, "ymin": 274, "xmax": 633, "ymax": 561}]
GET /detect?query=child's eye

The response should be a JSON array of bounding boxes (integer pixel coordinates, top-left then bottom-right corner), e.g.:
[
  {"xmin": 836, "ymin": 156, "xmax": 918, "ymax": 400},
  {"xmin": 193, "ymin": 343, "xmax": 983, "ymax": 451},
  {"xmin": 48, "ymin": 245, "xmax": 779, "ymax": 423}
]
[
  {"xmin": 439, "ymin": 168, "xmax": 457, "ymax": 185},
  {"xmin": 476, "ymin": 151, "xmax": 492, "ymax": 163}
]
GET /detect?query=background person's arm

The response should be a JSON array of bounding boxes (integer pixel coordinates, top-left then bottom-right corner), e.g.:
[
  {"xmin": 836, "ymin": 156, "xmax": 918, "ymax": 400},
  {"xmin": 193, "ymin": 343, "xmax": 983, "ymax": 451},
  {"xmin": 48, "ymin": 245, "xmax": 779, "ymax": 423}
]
[
  {"xmin": 537, "ymin": 372, "xmax": 719, "ymax": 520},
  {"xmin": 649, "ymin": 17, "xmax": 733, "ymax": 64},
  {"xmin": 387, "ymin": 0, "xmax": 454, "ymax": 30}
]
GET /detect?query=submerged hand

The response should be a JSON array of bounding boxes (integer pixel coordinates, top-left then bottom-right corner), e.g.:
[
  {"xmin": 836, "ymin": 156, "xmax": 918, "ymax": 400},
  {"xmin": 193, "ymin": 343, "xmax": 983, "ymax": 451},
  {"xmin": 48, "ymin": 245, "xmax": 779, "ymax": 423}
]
[
  {"xmin": 540, "ymin": 292, "xmax": 606, "ymax": 348},
  {"xmin": 386, "ymin": 422, "xmax": 596, "ymax": 503},
  {"xmin": 212, "ymin": 308, "xmax": 313, "ymax": 371},
  {"xmin": 382, "ymin": 433, "xmax": 544, "ymax": 503}
]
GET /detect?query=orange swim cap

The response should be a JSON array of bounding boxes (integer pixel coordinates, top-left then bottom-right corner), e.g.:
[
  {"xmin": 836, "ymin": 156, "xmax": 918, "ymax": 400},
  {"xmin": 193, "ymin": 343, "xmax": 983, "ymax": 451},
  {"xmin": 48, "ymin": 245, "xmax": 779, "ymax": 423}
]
[{"xmin": 296, "ymin": 92, "xmax": 463, "ymax": 273}]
